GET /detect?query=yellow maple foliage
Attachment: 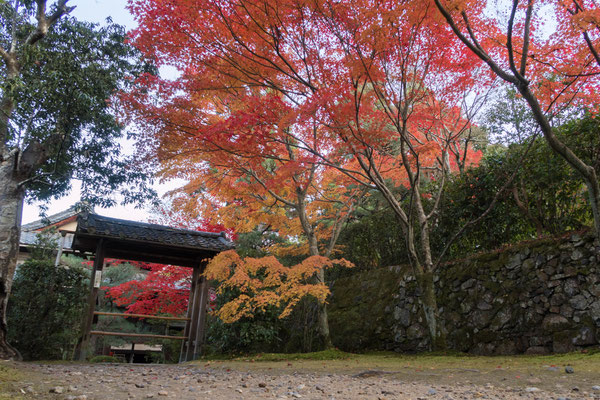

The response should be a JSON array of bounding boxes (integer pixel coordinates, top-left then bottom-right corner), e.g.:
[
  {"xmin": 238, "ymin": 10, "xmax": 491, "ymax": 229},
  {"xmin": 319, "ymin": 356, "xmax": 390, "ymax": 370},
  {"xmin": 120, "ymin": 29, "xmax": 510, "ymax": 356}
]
[{"xmin": 204, "ymin": 250, "xmax": 353, "ymax": 322}]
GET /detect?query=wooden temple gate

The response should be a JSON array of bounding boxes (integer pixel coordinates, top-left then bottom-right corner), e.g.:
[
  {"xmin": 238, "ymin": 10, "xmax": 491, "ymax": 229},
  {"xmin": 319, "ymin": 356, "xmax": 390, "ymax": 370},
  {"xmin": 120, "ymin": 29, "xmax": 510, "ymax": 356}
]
[{"xmin": 68, "ymin": 213, "xmax": 233, "ymax": 362}]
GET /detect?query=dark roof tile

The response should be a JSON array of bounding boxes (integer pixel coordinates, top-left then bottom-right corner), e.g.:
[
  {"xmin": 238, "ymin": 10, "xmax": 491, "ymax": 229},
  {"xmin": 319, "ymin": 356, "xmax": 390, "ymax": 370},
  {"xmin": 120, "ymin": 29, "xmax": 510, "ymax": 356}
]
[{"xmin": 76, "ymin": 213, "xmax": 234, "ymax": 252}]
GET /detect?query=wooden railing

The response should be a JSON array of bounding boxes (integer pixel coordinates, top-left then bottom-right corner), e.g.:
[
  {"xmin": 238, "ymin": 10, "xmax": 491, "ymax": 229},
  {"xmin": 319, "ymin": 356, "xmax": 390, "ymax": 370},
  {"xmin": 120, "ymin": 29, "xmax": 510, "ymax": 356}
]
[{"xmin": 90, "ymin": 312, "xmax": 188, "ymax": 340}]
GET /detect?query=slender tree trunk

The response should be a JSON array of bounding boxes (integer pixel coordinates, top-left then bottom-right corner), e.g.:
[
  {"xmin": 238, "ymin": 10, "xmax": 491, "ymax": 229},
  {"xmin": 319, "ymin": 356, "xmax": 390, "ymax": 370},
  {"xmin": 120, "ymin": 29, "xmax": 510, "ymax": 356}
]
[
  {"xmin": 414, "ymin": 196, "xmax": 447, "ymax": 351},
  {"xmin": 315, "ymin": 268, "xmax": 333, "ymax": 349},
  {"xmin": 414, "ymin": 267, "xmax": 446, "ymax": 350},
  {"xmin": 0, "ymin": 156, "xmax": 24, "ymax": 359},
  {"xmin": 305, "ymin": 228, "xmax": 333, "ymax": 349}
]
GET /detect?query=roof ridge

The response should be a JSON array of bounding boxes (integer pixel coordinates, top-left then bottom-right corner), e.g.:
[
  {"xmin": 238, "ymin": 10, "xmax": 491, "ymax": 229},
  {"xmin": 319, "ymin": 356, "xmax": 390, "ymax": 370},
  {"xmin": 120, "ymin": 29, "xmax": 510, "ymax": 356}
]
[
  {"xmin": 84, "ymin": 213, "xmax": 228, "ymax": 238},
  {"xmin": 22, "ymin": 206, "xmax": 82, "ymax": 231}
]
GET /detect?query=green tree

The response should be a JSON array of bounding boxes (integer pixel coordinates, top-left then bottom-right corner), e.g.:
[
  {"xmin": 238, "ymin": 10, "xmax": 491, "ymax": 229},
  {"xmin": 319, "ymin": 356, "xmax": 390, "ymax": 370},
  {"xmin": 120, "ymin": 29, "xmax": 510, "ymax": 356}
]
[
  {"xmin": 0, "ymin": 2, "xmax": 155, "ymax": 359},
  {"xmin": 337, "ymin": 193, "xmax": 409, "ymax": 270},
  {"xmin": 435, "ymin": 128, "xmax": 594, "ymax": 258},
  {"xmin": 7, "ymin": 232, "xmax": 87, "ymax": 360}
]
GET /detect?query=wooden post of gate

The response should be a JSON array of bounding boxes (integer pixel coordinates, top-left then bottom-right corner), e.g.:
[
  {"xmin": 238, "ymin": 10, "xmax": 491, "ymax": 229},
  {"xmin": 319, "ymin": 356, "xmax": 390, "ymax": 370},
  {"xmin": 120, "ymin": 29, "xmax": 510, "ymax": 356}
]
[
  {"xmin": 179, "ymin": 265, "xmax": 198, "ymax": 363},
  {"xmin": 74, "ymin": 239, "xmax": 106, "ymax": 361},
  {"xmin": 180, "ymin": 260, "xmax": 209, "ymax": 362},
  {"xmin": 192, "ymin": 275, "xmax": 209, "ymax": 359},
  {"xmin": 180, "ymin": 265, "xmax": 200, "ymax": 362}
]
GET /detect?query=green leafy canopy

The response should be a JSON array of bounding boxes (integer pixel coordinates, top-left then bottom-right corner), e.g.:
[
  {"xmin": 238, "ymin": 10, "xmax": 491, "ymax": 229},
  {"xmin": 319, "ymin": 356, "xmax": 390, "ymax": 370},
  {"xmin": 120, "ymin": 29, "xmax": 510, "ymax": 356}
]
[{"xmin": 1, "ymin": 12, "xmax": 157, "ymax": 207}]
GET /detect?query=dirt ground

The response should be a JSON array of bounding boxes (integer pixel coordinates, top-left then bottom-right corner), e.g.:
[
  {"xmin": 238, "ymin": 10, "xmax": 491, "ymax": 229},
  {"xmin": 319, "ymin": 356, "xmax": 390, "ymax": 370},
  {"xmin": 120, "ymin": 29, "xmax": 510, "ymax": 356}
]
[{"xmin": 2, "ymin": 352, "xmax": 600, "ymax": 400}]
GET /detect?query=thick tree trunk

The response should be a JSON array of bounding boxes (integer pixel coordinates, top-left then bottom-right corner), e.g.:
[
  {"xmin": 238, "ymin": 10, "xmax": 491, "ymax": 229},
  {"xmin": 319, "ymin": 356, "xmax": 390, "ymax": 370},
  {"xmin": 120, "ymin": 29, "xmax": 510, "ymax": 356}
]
[
  {"xmin": 0, "ymin": 157, "xmax": 25, "ymax": 359},
  {"xmin": 294, "ymin": 188, "xmax": 334, "ymax": 349}
]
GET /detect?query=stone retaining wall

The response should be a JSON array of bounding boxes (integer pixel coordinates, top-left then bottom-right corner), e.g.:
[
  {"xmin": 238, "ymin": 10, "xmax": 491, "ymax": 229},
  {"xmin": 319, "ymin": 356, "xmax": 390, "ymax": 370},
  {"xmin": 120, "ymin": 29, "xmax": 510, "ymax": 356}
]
[{"xmin": 328, "ymin": 233, "xmax": 600, "ymax": 354}]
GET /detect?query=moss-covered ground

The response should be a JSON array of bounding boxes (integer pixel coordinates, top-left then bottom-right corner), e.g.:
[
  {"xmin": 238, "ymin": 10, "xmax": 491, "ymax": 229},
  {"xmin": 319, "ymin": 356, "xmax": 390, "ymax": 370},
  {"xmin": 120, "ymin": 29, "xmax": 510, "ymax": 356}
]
[
  {"xmin": 0, "ymin": 361, "xmax": 27, "ymax": 400},
  {"xmin": 0, "ymin": 360, "xmax": 63, "ymax": 400},
  {"xmin": 197, "ymin": 350, "xmax": 600, "ymax": 390}
]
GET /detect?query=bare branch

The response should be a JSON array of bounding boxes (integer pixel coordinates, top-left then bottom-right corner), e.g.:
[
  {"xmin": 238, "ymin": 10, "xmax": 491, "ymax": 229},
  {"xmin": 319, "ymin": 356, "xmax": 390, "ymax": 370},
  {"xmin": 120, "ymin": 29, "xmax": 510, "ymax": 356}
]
[
  {"xmin": 520, "ymin": 0, "xmax": 534, "ymax": 76},
  {"xmin": 25, "ymin": 0, "xmax": 75, "ymax": 47},
  {"xmin": 0, "ymin": 148, "xmax": 19, "ymax": 164},
  {"xmin": 0, "ymin": 47, "xmax": 11, "ymax": 65},
  {"xmin": 433, "ymin": 0, "xmax": 518, "ymax": 84}
]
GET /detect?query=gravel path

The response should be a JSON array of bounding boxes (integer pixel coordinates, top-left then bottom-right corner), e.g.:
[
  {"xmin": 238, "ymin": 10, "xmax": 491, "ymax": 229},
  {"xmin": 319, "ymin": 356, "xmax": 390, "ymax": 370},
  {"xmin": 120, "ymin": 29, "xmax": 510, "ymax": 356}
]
[{"xmin": 10, "ymin": 362, "xmax": 600, "ymax": 400}]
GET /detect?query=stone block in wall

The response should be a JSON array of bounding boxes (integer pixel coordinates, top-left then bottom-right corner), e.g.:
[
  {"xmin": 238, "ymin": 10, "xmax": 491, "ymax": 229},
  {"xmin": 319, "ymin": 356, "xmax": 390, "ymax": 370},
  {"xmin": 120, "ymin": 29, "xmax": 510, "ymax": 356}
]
[
  {"xmin": 560, "ymin": 304, "xmax": 574, "ymax": 318},
  {"xmin": 494, "ymin": 340, "xmax": 518, "ymax": 355},
  {"xmin": 525, "ymin": 346, "xmax": 550, "ymax": 355},
  {"xmin": 541, "ymin": 314, "xmax": 570, "ymax": 332},
  {"xmin": 570, "ymin": 294, "xmax": 589, "ymax": 310},
  {"xmin": 572, "ymin": 326, "xmax": 596, "ymax": 346},
  {"xmin": 571, "ymin": 249, "xmax": 584, "ymax": 261},
  {"xmin": 552, "ymin": 331, "xmax": 577, "ymax": 353},
  {"xmin": 591, "ymin": 300, "xmax": 600, "ymax": 322},
  {"xmin": 470, "ymin": 310, "xmax": 494, "ymax": 328},
  {"xmin": 550, "ymin": 293, "xmax": 566, "ymax": 306},
  {"xmin": 407, "ymin": 324, "xmax": 426, "ymax": 340},
  {"xmin": 564, "ymin": 279, "xmax": 580, "ymax": 296},
  {"xmin": 529, "ymin": 336, "xmax": 551, "ymax": 347},
  {"xmin": 393, "ymin": 306, "xmax": 411, "ymax": 327},
  {"xmin": 471, "ymin": 342, "xmax": 495, "ymax": 355},
  {"xmin": 489, "ymin": 308, "xmax": 513, "ymax": 330}
]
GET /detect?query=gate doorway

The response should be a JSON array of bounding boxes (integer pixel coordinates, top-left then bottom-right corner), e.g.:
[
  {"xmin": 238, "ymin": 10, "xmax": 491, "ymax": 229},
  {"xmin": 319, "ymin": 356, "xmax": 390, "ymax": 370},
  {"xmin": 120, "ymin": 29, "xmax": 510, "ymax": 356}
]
[{"xmin": 66, "ymin": 213, "xmax": 233, "ymax": 362}]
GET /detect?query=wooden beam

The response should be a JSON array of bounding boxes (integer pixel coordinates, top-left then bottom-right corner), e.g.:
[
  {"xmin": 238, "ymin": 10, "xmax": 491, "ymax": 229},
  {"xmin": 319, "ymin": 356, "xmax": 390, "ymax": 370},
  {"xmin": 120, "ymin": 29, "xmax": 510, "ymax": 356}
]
[
  {"xmin": 179, "ymin": 266, "xmax": 198, "ymax": 363},
  {"xmin": 181, "ymin": 265, "xmax": 203, "ymax": 362},
  {"xmin": 192, "ymin": 274, "xmax": 210, "ymax": 360},
  {"xmin": 102, "ymin": 249, "xmax": 202, "ymax": 268},
  {"xmin": 89, "ymin": 331, "xmax": 185, "ymax": 340},
  {"xmin": 94, "ymin": 312, "xmax": 190, "ymax": 321},
  {"xmin": 74, "ymin": 239, "xmax": 105, "ymax": 361}
]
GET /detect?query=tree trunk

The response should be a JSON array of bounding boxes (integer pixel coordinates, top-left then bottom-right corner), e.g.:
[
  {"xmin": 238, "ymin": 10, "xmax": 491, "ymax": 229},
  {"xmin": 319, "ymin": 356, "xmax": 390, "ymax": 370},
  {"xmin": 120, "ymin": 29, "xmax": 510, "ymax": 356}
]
[
  {"xmin": 358, "ymin": 160, "xmax": 447, "ymax": 351},
  {"xmin": 0, "ymin": 156, "xmax": 25, "ymax": 359},
  {"xmin": 306, "ymin": 228, "xmax": 333, "ymax": 349},
  {"xmin": 295, "ymin": 191, "xmax": 334, "ymax": 349},
  {"xmin": 415, "ymin": 269, "xmax": 446, "ymax": 351},
  {"xmin": 315, "ymin": 267, "xmax": 333, "ymax": 349},
  {"xmin": 414, "ymin": 196, "xmax": 447, "ymax": 351}
]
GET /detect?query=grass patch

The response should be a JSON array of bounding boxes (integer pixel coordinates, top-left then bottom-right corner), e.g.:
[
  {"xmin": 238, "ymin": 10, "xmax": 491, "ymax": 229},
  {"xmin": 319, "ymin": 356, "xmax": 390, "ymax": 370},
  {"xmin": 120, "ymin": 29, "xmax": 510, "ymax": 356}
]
[
  {"xmin": 341, "ymin": 350, "xmax": 600, "ymax": 371},
  {"xmin": 253, "ymin": 349, "xmax": 351, "ymax": 361},
  {"xmin": 201, "ymin": 348, "xmax": 352, "ymax": 362},
  {"xmin": 200, "ymin": 349, "xmax": 600, "ymax": 368},
  {"xmin": 0, "ymin": 362, "xmax": 26, "ymax": 400}
]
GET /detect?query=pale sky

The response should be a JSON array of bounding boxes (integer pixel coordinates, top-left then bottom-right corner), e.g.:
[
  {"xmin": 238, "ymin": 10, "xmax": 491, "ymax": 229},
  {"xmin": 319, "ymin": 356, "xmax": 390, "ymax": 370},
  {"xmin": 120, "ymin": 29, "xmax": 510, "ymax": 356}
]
[{"xmin": 22, "ymin": 0, "xmax": 177, "ymax": 224}]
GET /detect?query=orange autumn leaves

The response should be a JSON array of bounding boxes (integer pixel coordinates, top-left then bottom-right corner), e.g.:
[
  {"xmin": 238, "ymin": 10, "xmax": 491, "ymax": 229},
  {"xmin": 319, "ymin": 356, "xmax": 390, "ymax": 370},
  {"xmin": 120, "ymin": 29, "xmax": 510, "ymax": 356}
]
[{"xmin": 204, "ymin": 250, "xmax": 353, "ymax": 322}]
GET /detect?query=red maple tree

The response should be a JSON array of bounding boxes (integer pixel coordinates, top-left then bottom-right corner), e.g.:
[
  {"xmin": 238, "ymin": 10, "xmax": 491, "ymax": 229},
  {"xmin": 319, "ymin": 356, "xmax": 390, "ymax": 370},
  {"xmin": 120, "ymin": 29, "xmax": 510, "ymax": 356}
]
[{"xmin": 124, "ymin": 0, "xmax": 485, "ymax": 349}]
